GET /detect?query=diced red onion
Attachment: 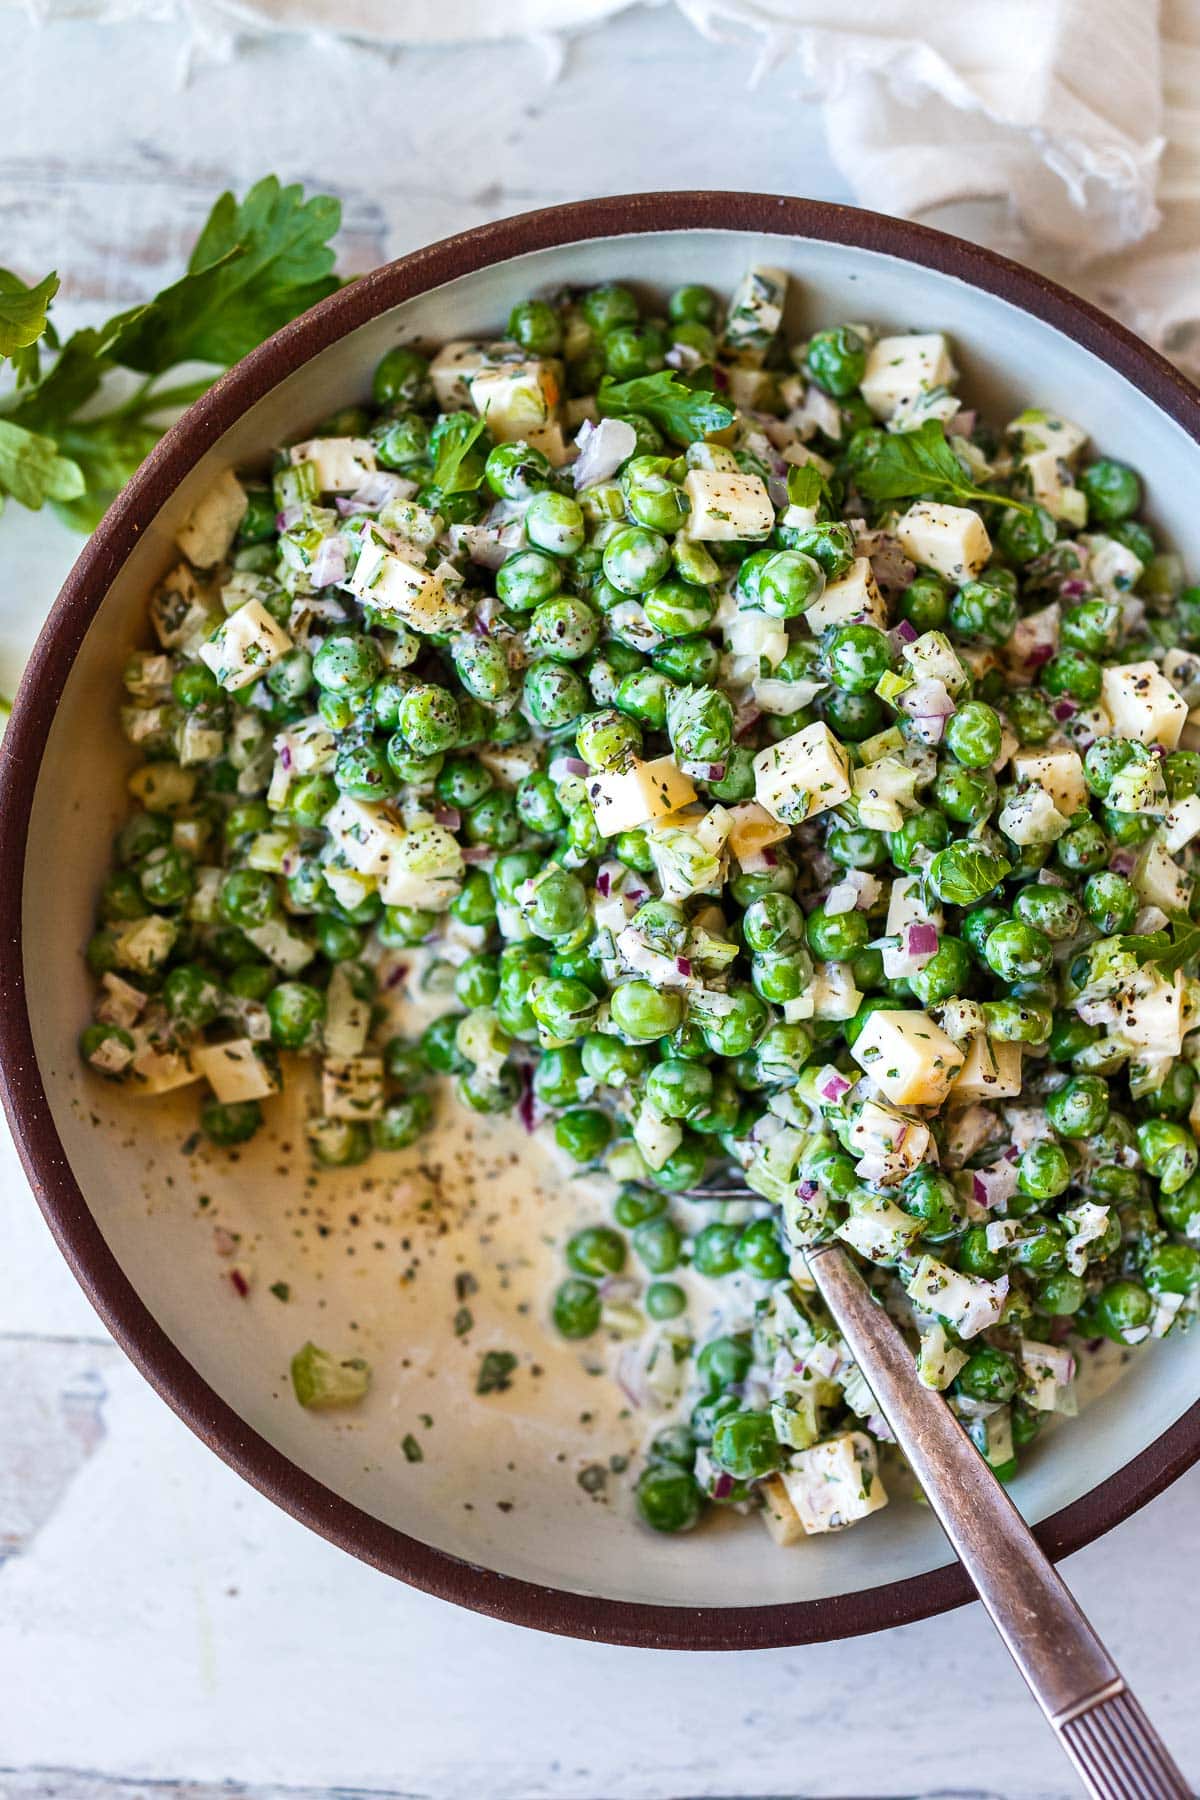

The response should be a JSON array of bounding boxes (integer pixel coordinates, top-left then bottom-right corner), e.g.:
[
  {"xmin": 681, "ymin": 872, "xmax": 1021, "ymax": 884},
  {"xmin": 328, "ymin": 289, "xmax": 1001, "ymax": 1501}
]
[
  {"xmin": 517, "ymin": 1072, "xmax": 539, "ymax": 1134},
  {"xmin": 819, "ymin": 1071, "xmax": 851, "ymax": 1103},
  {"xmin": 734, "ymin": 701, "xmax": 762, "ymax": 740},
  {"xmin": 906, "ymin": 922, "xmax": 939, "ymax": 957},
  {"xmin": 690, "ymin": 762, "xmax": 726, "ymax": 783},
  {"xmin": 1026, "ymin": 643, "xmax": 1054, "ymax": 669},
  {"xmin": 1060, "ymin": 577, "xmax": 1089, "ymax": 599},
  {"xmin": 1110, "ymin": 849, "xmax": 1136, "ymax": 876},
  {"xmin": 711, "ymin": 365, "xmax": 730, "ymax": 391},
  {"xmin": 595, "ymin": 870, "xmax": 611, "ymax": 898},
  {"xmin": 279, "ymin": 743, "xmax": 293, "ymax": 771},
  {"xmin": 230, "ymin": 1269, "xmax": 249, "ymax": 1298},
  {"xmin": 276, "ymin": 506, "xmax": 302, "ymax": 532},
  {"xmin": 890, "ymin": 618, "xmax": 918, "ymax": 649},
  {"xmin": 675, "ymin": 956, "xmax": 693, "ymax": 977},
  {"xmin": 712, "ymin": 1473, "xmax": 736, "ymax": 1501},
  {"xmin": 901, "ymin": 678, "xmax": 956, "ymax": 719},
  {"xmin": 433, "ymin": 805, "xmax": 461, "ymax": 830},
  {"xmin": 334, "ymin": 496, "xmax": 371, "ymax": 518},
  {"xmin": 972, "ymin": 1158, "xmax": 1019, "ymax": 1210},
  {"xmin": 549, "ymin": 754, "xmax": 589, "ymax": 781},
  {"xmin": 311, "ymin": 536, "xmax": 347, "ymax": 589},
  {"xmin": 461, "ymin": 845, "xmax": 493, "ymax": 864},
  {"xmin": 952, "ymin": 408, "xmax": 977, "ymax": 437},
  {"xmin": 797, "ymin": 1179, "xmax": 818, "ymax": 1201},
  {"xmin": 352, "ymin": 471, "xmax": 416, "ymax": 510},
  {"xmin": 1052, "ymin": 698, "xmax": 1078, "ymax": 721},
  {"xmin": 384, "ymin": 961, "xmax": 410, "ymax": 990}
]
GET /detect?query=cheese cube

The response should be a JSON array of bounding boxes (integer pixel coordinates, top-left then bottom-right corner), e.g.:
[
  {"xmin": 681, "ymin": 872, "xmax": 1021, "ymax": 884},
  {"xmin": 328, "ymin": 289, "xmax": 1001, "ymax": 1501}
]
[
  {"xmin": 97, "ymin": 973, "xmax": 148, "ymax": 1032},
  {"xmin": 112, "ymin": 915, "xmax": 177, "ymax": 975},
  {"xmin": 1019, "ymin": 1340, "xmax": 1078, "ymax": 1415},
  {"xmin": 895, "ymin": 502, "xmax": 991, "ymax": 582},
  {"xmin": 861, "ymin": 333, "xmax": 956, "ymax": 420},
  {"xmin": 1163, "ymin": 793, "xmax": 1200, "ymax": 853},
  {"xmin": 323, "ymin": 964, "xmax": 371, "ymax": 1059},
  {"xmin": 753, "ymin": 722, "xmax": 851, "ymax": 824},
  {"xmin": 950, "ymin": 1034, "xmax": 1023, "ymax": 1102},
  {"xmin": 1083, "ymin": 533, "xmax": 1144, "ymax": 598},
  {"xmin": 837, "ymin": 1194, "xmax": 924, "ymax": 1262},
  {"xmin": 720, "ymin": 265, "xmax": 788, "ymax": 366},
  {"xmin": 724, "ymin": 800, "xmax": 791, "ymax": 864},
  {"xmin": 633, "ymin": 1103, "xmax": 683, "ymax": 1172},
  {"xmin": 1011, "ymin": 748, "xmax": 1087, "ymax": 817},
  {"xmin": 1019, "ymin": 447, "xmax": 1087, "ymax": 526},
  {"xmin": 322, "ymin": 1055, "xmax": 385, "ymax": 1121},
  {"xmin": 725, "ymin": 367, "xmax": 779, "ymax": 412},
  {"xmin": 780, "ymin": 1433, "xmax": 888, "ymax": 1534},
  {"xmin": 902, "ymin": 629, "xmax": 969, "ymax": 696},
  {"xmin": 348, "ymin": 530, "xmax": 466, "ymax": 635},
  {"xmin": 906, "ymin": 1255, "xmax": 1008, "ymax": 1338},
  {"xmin": 811, "ymin": 961, "xmax": 862, "ymax": 1021},
  {"xmin": 682, "ymin": 469, "xmax": 773, "ymax": 541},
  {"xmin": 851, "ymin": 1009, "xmax": 964, "ymax": 1108},
  {"xmin": 198, "ymin": 598, "xmax": 293, "ymax": 691},
  {"xmin": 1007, "ymin": 409, "xmax": 1088, "ymax": 462},
  {"xmin": 881, "ymin": 873, "xmax": 942, "ymax": 977},
  {"xmin": 150, "ymin": 564, "xmax": 217, "ymax": 652},
  {"xmin": 193, "ymin": 1039, "xmax": 279, "ymax": 1104},
  {"xmin": 1100, "ymin": 661, "xmax": 1188, "ymax": 749},
  {"xmin": 758, "ymin": 1474, "xmax": 805, "ymax": 1546},
  {"xmin": 242, "ymin": 919, "xmax": 315, "ymax": 976},
  {"xmin": 1134, "ymin": 840, "xmax": 1192, "ymax": 914},
  {"xmin": 175, "ymin": 468, "xmax": 248, "ymax": 568},
  {"xmin": 1118, "ymin": 970, "xmax": 1185, "ymax": 1054},
  {"xmin": 129, "ymin": 1040, "xmax": 200, "ymax": 1096},
  {"xmin": 998, "ymin": 787, "xmax": 1070, "ymax": 846},
  {"xmin": 377, "ymin": 824, "xmax": 464, "ymax": 911},
  {"xmin": 289, "ymin": 436, "xmax": 376, "ymax": 494},
  {"xmin": 468, "ymin": 361, "xmax": 559, "ymax": 441},
  {"xmin": 803, "ymin": 557, "xmax": 886, "ymax": 632},
  {"xmin": 725, "ymin": 607, "xmax": 788, "ymax": 674},
  {"xmin": 478, "ymin": 742, "xmax": 542, "ymax": 788},
  {"xmin": 587, "ymin": 757, "xmax": 697, "ymax": 838},
  {"xmin": 325, "ymin": 795, "xmax": 407, "ymax": 877},
  {"xmin": 429, "ymin": 340, "xmax": 492, "ymax": 409}
]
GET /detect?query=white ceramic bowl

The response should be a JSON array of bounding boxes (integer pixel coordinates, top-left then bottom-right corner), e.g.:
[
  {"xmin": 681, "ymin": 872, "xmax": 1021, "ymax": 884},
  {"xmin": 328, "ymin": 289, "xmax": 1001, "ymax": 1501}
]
[{"xmin": 4, "ymin": 194, "xmax": 1199, "ymax": 1648}]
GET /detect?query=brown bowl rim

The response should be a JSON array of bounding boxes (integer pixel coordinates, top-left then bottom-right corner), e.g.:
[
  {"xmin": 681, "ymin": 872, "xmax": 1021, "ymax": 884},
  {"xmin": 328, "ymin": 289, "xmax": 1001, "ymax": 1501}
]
[{"xmin": 3, "ymin": 191, "xmax": 1200, "ymax": 1651}]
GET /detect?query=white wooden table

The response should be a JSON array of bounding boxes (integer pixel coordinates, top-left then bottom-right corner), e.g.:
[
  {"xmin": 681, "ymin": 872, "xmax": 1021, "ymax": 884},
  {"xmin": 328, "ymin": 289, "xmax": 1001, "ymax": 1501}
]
[{"xmin": 3, "ymin": 11, "xmax": 1200, "ymax": 1797}]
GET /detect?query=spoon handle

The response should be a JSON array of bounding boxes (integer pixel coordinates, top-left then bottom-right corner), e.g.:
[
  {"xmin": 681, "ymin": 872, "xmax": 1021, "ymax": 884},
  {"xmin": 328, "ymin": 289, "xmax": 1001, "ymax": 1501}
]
[{"xmin": 805, "ymin": 1242, "xmax": 1191, "ymax": 1799}]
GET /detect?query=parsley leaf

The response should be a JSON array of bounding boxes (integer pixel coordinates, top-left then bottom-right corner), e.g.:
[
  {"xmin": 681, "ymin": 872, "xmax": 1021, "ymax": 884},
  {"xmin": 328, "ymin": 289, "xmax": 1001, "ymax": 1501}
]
[
  {"xmin": 0, "ymin": 269, "xmax": 59, "ymax": 382},
  {"xmin": 431, "ymin": 412, "xmax": 488, "ymax": 496},
  {"xmin": 854, "ymin": 418, "xmax": 1034, "ymax": 517},
  {"xmin": 0, "ymin": 420, "xmax": 84, "ymax": 512},
  {"xmin": 597, "ymin": 369, "xmax": 734, "ymax": 444},
  {"xmin": 114, "ymin": 177, "xmax": 341, "ymax": 373},
  {"xmin": 926, "ymin": 842, "xmax": 1012, "ymax": 907},
  {"xmin": 786, "ymin": 462, "xmax": 831, "ymax": 512},
  {"xmin": 1119, "ymin": 911, "xmax": 1200, "ymax": 976}
]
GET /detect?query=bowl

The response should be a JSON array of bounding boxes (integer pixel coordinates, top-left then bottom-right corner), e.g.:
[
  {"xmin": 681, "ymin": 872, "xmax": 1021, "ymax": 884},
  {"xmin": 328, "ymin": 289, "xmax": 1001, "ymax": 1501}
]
[{"xmin": 3, "ymin": 192, "xmax": 1200, "ymax": 1650}]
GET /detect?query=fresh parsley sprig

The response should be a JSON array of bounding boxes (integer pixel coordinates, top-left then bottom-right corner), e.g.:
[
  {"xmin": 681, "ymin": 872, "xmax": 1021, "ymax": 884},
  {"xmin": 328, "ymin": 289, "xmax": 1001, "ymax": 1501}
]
[
  {"xmin": 0, "ymin": 176, "xmax": 342, "ymax": 530},
  {"xmin": 596, "ymin": 368, "xmax": 734, "ymax": 445},
  {"xmin": 854, "ymin": 418, "xmax": 1035, "ymax": 518},
  {"xmin": 1118, "ymin": 911, "xmax": 1200, "ymax": 976}
]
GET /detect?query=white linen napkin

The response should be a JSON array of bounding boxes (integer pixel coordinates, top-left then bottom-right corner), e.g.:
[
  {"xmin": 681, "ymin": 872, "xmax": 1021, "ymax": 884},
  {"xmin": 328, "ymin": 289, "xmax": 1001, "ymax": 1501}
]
[{"xmin": 15, "ymin": 0, "xmax": 1200, "ymax": 371}]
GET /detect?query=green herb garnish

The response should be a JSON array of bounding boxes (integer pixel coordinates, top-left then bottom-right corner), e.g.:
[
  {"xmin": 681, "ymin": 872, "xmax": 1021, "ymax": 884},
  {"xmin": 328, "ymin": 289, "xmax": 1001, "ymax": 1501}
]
[
  {"xmin": 596, "ymin": 369, "xmax": 733, "ymax": 445},
  {"xmin": 431, "ymin": 412, "xmax": 488, "ymax": 495},
  {"xmin": 854, "ymin": 418, "xmax": 1034, "ymax": 517},
  {"xmin": 0, "ymin": 176, "xmax": 341, "ymax": 529},
  {"xmin": 1119, "ymin": 911, "xmax": 1200, "ymax": 976},
  {"xmin": 401, "ymin": 1433, "xmax": 424, "ymax": 1463},
  {"xmin": 476, "ymin": 1350, "xmax": 518, "ymax": 1395}
]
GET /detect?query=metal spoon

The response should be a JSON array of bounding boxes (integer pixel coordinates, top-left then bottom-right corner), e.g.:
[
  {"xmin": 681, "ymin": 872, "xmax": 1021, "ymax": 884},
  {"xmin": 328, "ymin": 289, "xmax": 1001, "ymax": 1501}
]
[{"xmin": 687, "ymin": 1180, "xmax": 1191, "ymax": 1798}]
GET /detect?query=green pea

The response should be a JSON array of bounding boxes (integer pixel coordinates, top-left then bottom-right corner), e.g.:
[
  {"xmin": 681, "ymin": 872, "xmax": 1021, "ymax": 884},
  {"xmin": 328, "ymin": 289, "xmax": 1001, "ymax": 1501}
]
[
  {"xmin": 983, "ymin": 919, "xmax": 1053, "ymax": 982},
  {"xmin": 1091, "ymin": 1278, "xmax": 1152, "ymax": 1343},
  {"xmin": 139, "ymin": 845, "xmax": 194, "ymax": 908},
  {"xmin": 697, "ymin": 987, "xmax": 769, "ymax": 1057},
  {"xmin": 825, "ymin": 622, "xmax": 890, "ymax": 694},
  {"xmin": 1006, "ymin": 689, "xmax": 1054, "ymax": 745},
  {"xmin": 996, "ymin": 503, "xmax": 1057, "ymax": 564},
  {"xmin": 959, "ymin": 1224, "xmax": 1006, "ymax": 1278},
  {"xmin": 497, "ymin": 548, "xmax": 562, "ymax": 611},
  {"xmin": 375, "ymin": 414, "xmax": 430, "ymax": 470},
  {"xmin": 899, "ymin": 574, "xmax": 948, "ymax": 631},
  {"xmin": 312, "ymin": 633, "xmax": 381, "ymax": 697},
  {"xmin": 555, "ymin": 1107, "xmax": 613, "ymax": 1162},
  {"xmin": 735, "ymin": 1218, "xmax": 787, "ymax": 1281},
  {"xmin": 933, "ymin": 764, "xmax": 997, "ymax": 826},
  {"xmin": 610, "ymin": 980, "xmax": 684, "ymax": 1042},
  {"xmin": 635, "ymin": 1462, "xmax": 702, "ymax": 1533},
  {"xmin": 464, "ymin": 789, "xmax": 520, "ymax": 849},
  {"xmin": 1142, "ymin": 1241, "xmax": 1200, "ymax": 1297},
  {"xmin": 523, "ymin": 659, "xmax": 589, "ymax": 730},
  {"xmin": 581, "ymin": 1034, "xmax": 650, "ymax": 1088},
  {"xmin": 710, "ymin": 1410, "xmax": 780, "ymax": 1481},
  {"xmin": 945, "ymin": 701, "xmax": 1003, "ymax": 768},
  {"xmin": 949, "ymin": 576, "xmax": 1018, "ymax": 646},
  {"xmin": 1047, "ymin": 1075, "xmax": 1109, "ymax": 1139},
  {"xmin": 1038, "ymin": 1270, "xmax": 1086, "ymax": 1316},
  {"xmin": 757, "ymin": 550, "xmax": 824, "ymax": 619},
  {"xmin": 890, "ymin": 813, "xmax": 951, "ymax": 876},
  {"xmin": 604, "ymin": 323, "xmax": 666, "ymax": 380},
  {"xmin": 603, "ymin": 525, "xmax": 672, "ymax": 596},
  {"xmin": 219, "ymin": 868, "xmax": 279, "ymax": 929},
  {"xmin": 567, "ymin": 1225, "xmax": 627, "ymax": 1278},
  {"xmin": 828, "ymin": 825, "xmax": 889, "ymax": 870},
  {"xmin": 1141, "ymin": 1062, "xmax": 1197, "ymax": 1122},
  {"xmin": 645, "ymin": 1058, "xmax": 714, "ymax": 1121},
  {"xmin": 805, "ymin": 325, "xmax": 867, "ymax": 396},
  {"xmin": 956, "ymin": 1348, "xmax": 1019, "ymax": 1404},
  {"xmin": 1055, "ymin": 818, "xmax": 1109, "ymax": 874},
  {"xmin": 372, "ymin": 345, "xmax": 432, "ymax": 410},
  {"xmin": 201, "ymin": 1096, "xmax": 265, "ymax": 1147},
  {"xmin": 982, "ymin": 996, "xmax": 1052, "ymax": 1044},
  {"xmin": 372, "ymin": 1091, "xmax": 434, "ymax": 1151},
  {"xmin": 1043, "ymin": 648, "xmax": 1102, "ymax": 703},
  {"xmin": 632, "ymin": 1216, "xmax": 682, "ymax": 1274},
  {"xmin": 646, "ymin": 1281, "xmax": 688, "ymax": 1321},
  {"xmin": 553, "ymin": 1276, "xmax": 603, "ymax": 1339},
  {"xmin": 806, "ymin": 902, "xmax": 869, "ymax": 962},
  {"xmin": 900, "ymin": 1167, "xmax": 958, "ymax": 1239},
  {"xmin": 909, "ymin": 937, "xmax": 972, "ymax": 1007},
  {"xmin": 1018, "ymin": 1140, "xmax": 1071, "ymax": 1202},
  {"xmin": 1080, "ymin": 457, "xmax": 1141, "ymax": 523},
  {"xmin": 692, "ymin": 1222, "xmax": 741, "ymax": 1277},
  {"xmin": 508, "ymin": 297, "xmax": 563, "ymax": 355},
  {"xmin": 1062, "ymin": 599, "xmax": 1121, "ymax": 657},
  {"xmin": 1137, "ymin": 1119, "xmax": 1199, "ymax": 1195}
]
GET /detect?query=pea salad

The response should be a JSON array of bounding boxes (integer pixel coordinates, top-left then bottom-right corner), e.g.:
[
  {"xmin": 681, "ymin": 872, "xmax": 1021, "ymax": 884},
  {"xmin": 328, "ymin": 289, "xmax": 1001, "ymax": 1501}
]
[{"xmin": 81, "ymin": 265, "xmax": 1200, "ymax": 1544}]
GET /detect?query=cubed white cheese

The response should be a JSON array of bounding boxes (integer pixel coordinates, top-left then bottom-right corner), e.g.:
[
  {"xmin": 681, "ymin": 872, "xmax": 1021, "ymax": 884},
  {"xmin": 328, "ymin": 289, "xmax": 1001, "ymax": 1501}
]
[
  {"xmin": 290, "ymin": 437, "xmax": 377, "ymax": 494},
  {"xmin": 780, "ymin": 1433, "xmax": 888, "ymax": 1534},
  {"xmin": 1116, "ymin": 969, "xmax": 1184, "ymax": 1055},
  {"xmin": 323, "ymin": 964, "xmax": 371, "ymax": 1059},
  {"xmin": 129, "ymin": 1039, "xmax": 200, "ymax": 1095},
  {"xmin": 175, "ymin": 468, "xmax": 248, "ymax": 569},
  {"xmin": 192, "ymin": 1039, "xmax": 279, "ymax": 1104},
  {"xmin": 1134, "ymin": 840, "xmax": 1193, "ymax": 914},
  {"xmin": 1019, "ymin": 1339, "xmax": 1078, "ymax": 1415},
  {"xmin": 97, "ymin": 973, "xmax": 148, "ymax": 1032},
  {"xmin": 902, "ymin": 629, "xmax": 969, "ymax": 696},
  {"xmin": 242, "ymin": 918, "xmax": 315, "ymax": 976},
  {"xmin": 1083, "ymin": 533, "xmax": 1145, "ymax": 599},
  {"xmin": 150, "ymin": 564, "xmax": 217, "ymax": 652},
  {"xmin": 998, "ymin": 787, "xmax": 1070, "ymax": 846},
  {"xmin": 1163, "ymin": 793, "xmax": 1200, "ymax": 853},
  {"xmin": 197, "ymin": 598, "xmax": 293, "ymax": 691},
  {"xmin": 837, "ymin": 1194, "xmax": 923, "ymax": 1262},
  {"xmin": 112, "ymin": 915, "xmax": 177, "ymax": 975},
  {"xmin": 1101, "ymin": 661, "xmax": 1187, "ymax": 748},
  {"xmin": 321, "ymin": 867, "xmax": 378, "ymax": 914},
  {"xmin": 720, "ymin": 265, "xmax": 788, "ymax": 366},
  {"xmin": 681, "ymin": 469, "xmax": 773, "ymax": 541},
  {"xmin": 468, "ymin": 361, "xmax": 559, "ymax": 441},
  {"xmin": 377, "ymin": 824, "xmax": 464, "ymax": 911},
  {"xmin": 853, "ymin": 757, "xmax": 916, "ymax": 834},
  {"xmin": 906, "ymin": 1255, "xmax": 1009, "ymax": 1338},
  {"xmin": 429, "ymin": 340, "xmax": 492, "ymax": 409},
  {"xmin": 950, "ymin": 1035, "xmax": 1023, "ymax": 1102},
  {"xmin": 811, "ymin": 960, "xmax": 862, "ymax": 1021},
  {"xmin": 275, "ymin": 715, "xmax": 337, "ymax": 776},
  {"xmin": 1011, "ymin": 748, "xmax": 1087, "ymax": 817},
  {"xmin": 478, "ymin": 742, "xmax": 542, "ymax": 788},
  {"xmin": 882, "ymin": 872, "xmax": 942, "ymax": 977},
  {"xmin": 633, "ymin": 1103, "xmax": 684, "ymax": 1172},
  {"xmin": 1007, "ymin": 409, "xmax": 1088, "ymax": 462},
  {"xmin": 322, "ymin": 1055, "xmax": 385, "ymax": 1121},
  {"xmin": 758, "ymin": 1474, "xmax": 805, "ymax": 1546},
  {"xmin": 725, "ymin": 607, "xmax": 789, "ymax": 674},
  {"xmin": 177, "ymin": 714, "xmax": 225, "ymax": 767},
  {"xmin": 850, "ymin": 1009, "xmax": 964, "ymax": 1108},
  {"xmin": 802, "ymin": 557, "xmax": 885, "ymax": 632},
  {"xmin": 861, "ymin": 333, "xmax": 956, "ymax": 420},
  {"xmin": 724, "ymin": 800, "xmax": 790, "ymax": 864},
  {"xmin": 348, "ymin": 529, "xmax": 467, "ymax": 636},
  {"xmin": 754, "ymin": 722, "xmax": 851, "ymax": 825},
  {"xmin": 895, "ymin": 502, "xmax": 991, "ymax": 583},
  {"xmin": 1019, "ymin": 446, "xmax": 1087, "ymax": 526},
  {"xmin": 587, "ymin": 757, "xmax": 697, "ymax": 838},
  {"xmin": 325, "ymin": 795, "xmax": 407, "ymax": 877}
]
